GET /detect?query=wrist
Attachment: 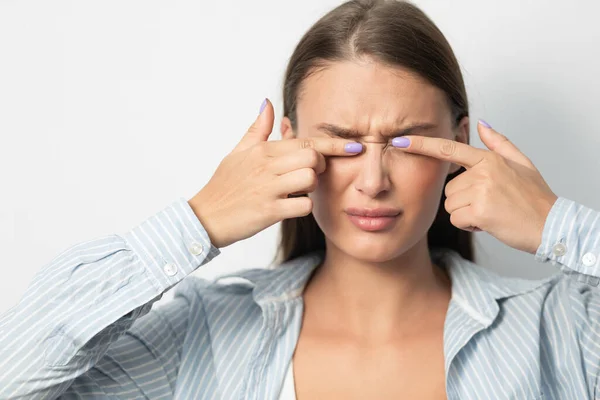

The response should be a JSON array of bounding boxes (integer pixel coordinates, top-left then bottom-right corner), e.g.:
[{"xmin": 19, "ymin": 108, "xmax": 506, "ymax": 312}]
[{"xmin": 188, "ymin": 195, "xmax": 223, "ymax": 249}]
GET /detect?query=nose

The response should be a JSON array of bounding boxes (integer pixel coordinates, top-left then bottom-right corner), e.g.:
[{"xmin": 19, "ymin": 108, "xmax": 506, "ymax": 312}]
[{"xmin": 353, "ymin": 142, "xmax": 392, "ymax": 198}]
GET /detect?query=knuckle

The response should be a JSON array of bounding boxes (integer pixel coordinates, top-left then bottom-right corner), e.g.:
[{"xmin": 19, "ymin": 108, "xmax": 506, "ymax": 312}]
[
  {"xmin": 496, "ymin": 132, "xmax": 510, "ymax": 143},
  {"xmin": 303, "ymin": 168, "xmax": 318, "ymax": 184},
  {"xmin": 440, "ymin": 139, "xmax": 457, "ymax": 157},
  {"xmin": 449, "ymin": 212, "xmax": 460, "ymax": 227},
  {"xmin": 246, "ymin": 122, "xmax": 258, "ymax": 135},
  {"xmin": 444, "ymin": 197, "xmax": 451, "ymax": 211},
  {"xmin": 472, "ymin": 203, "xmax": 486, "ymax": 219},
  {"xmin": 316, "ymin": 155, "xmax": 327, "ymax": 174},
  {"xmin": 297, "ymin": 196, "xmax": 313, "ymax": 216},
  {"xmin": 305, "ymin": 148, "xmax": 320, "ymax": 168},
  {"xmin": 413, "ymin": 137, "xmax": 425, "ymax": 152},
  {"xmin": 301, "ymin": 138, "xmax": 315, "ymax": 149},
  {"xmin": 330, "ymin": 141, "xmax": 339, "ymax": 154},
  {"xmin": 444, "ymin": 182, "xmax": 454, "ymax": 197},
  {"xmin": 300, "ymin": 168, "xmax": 318, "ymax": 191}
]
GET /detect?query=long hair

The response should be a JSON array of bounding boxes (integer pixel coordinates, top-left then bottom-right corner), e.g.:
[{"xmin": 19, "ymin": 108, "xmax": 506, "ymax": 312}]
[{"xmin": 275, "ymin": 0, "xmax": 473, "ymax": 264}]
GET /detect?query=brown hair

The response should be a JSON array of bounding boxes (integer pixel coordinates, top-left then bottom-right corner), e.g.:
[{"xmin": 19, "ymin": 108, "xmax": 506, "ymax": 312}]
[{"xmin": 275, "ymin": 0, "xmax": 473, "ymax": 264}]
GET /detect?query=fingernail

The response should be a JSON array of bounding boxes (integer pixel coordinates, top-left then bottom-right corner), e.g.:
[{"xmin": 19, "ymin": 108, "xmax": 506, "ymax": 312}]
[
  {"xmin": 344, "ymin": 142, "xmax": 363, "ymax": 153},
  {"xmin": 392, "ymin": 137, "xmax": 410, "ymax": 148},
  {"xmin": 478, "ymin": 119, "xmax": 492, "ymax": 128},
  {"xmin": 259, "ymin": 99, "xmax": 267, "ymax": 115}
]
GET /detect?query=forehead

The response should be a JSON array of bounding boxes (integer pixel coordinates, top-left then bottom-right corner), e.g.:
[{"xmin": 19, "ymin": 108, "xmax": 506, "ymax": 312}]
[{"xmin": 296, "ymin": 60, "xmax": 451, "ymax": 133}]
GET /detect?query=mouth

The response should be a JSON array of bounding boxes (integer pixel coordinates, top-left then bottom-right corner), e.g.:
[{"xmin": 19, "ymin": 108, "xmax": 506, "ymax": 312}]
[{"xmin": 344, "ymin": 208, "xmax": 402, "ymax": 232}]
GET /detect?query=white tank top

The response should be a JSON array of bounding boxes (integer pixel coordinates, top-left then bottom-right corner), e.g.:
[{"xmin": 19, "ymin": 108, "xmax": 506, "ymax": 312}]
[{"xmin": 278, "ymin": 360, "xmax": 297, "ymax": 400}]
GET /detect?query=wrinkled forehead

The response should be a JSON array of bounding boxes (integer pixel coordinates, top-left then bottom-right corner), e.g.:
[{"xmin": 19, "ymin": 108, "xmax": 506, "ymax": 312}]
[{"xmin": 295, "ymin": 60, "xmax": 453, "ymax": 137}]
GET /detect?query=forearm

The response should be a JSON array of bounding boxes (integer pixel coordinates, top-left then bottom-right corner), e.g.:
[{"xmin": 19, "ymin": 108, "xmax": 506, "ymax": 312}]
[{"xmin": 0, "ymin": 198, "xmax": 219, "ymax": 399}]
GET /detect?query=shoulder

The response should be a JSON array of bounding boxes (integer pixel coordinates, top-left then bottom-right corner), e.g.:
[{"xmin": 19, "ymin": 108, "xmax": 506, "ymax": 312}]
[
  {"xmin": 440, "ymin": 248, "xmax": 600, "ymax": 319},
  {"xmin": 438, "ymin": 248, "xmax": 558, "ymax": 300},
  {"xmin": 173, "ymin": 263, "xmax": 306, "ymax": 305},
  {"xmin": 173, "ymin": 267, "xmax": 272, "ymax": 301},
  {"xmin": 171, "ymin": 252, "xmax": 322, "ymax": 313},
  {"xmin": 485, "ymin": 262, "xmax": 600, "ymax": 308}
]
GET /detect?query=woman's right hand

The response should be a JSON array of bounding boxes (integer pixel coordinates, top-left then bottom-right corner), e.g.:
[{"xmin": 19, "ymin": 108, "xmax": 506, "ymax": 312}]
[{"xmin": 187, "ymin": 99, "xmax": 362, "ymax": 248}]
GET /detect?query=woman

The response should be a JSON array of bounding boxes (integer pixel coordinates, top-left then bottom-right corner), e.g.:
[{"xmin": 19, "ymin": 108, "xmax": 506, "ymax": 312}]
[{"xmin": 1, "ymin": 0, "xmax": 598, "ymax": 398}]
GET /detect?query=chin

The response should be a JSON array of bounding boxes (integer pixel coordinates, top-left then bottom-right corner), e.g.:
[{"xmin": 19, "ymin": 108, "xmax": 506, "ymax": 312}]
[{"xmin": 335, "ymin": 235, "xmax": 407, "ymax": 263}]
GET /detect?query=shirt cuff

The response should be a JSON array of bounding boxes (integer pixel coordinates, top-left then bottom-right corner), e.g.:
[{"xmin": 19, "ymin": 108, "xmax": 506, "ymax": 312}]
[
  {"xmin": 122, "ymin": 197, "xmax": 220, "ymax": 292},
  {"xmin": 535, "ymin": 197, "xmax": 600, "ymax": 279}
]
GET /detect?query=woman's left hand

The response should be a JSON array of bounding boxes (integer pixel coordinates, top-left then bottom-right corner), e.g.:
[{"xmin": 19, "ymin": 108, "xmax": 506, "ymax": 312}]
[{"xmin": 395, "ymin": 121, "xmax": 558, "ymax": 255}]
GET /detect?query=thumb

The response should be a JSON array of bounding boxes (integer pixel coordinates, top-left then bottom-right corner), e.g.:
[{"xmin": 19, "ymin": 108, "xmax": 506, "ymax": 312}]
[
  {"xmin": 234, "ymin": 98, "xmax": 275, "ymax": 153},
  {"xmin": 478, "ymin": 120, "xmax": 534, "ymax": 168}
]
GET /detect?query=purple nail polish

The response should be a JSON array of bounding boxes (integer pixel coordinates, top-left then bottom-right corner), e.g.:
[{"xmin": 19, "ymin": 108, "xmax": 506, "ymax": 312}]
[
  {"xmin": 344, "ymin": 142, "xmax": 363, "ymax": 153},
  {"xmin": 392, "ymin": 137, "xmax": 410, "ymax": 148},
  {"xmin": 479, "ymin": 119, "xmax": 492, "ymax": 128},
  {"xmin": 259, "ymin": 99, "xmax": 267, "ymax": 114}
]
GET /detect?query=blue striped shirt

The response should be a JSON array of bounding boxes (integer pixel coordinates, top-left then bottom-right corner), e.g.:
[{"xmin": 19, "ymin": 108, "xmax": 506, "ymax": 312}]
[{"xmin": 1, "ymin": 196, "xmax": 599, "ymax": 399}]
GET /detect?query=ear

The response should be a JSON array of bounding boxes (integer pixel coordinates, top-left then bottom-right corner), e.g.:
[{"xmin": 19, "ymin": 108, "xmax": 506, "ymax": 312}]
[
  {"xmin": 281, "ymin": 116, "xmax": 295, "ymax": 140},
  {"xmin": 448, "ymin": 116, "xmax": 469, "ymax": 175}
]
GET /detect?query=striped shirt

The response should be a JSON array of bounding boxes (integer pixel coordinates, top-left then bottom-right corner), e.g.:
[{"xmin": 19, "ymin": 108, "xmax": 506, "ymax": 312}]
[{"xmin": 0, "ymin": 196, "xmax": 599, "ymax": 399}]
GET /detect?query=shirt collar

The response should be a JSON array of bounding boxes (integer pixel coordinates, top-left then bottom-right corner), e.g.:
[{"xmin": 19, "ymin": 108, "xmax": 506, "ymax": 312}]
[
  {"xmin": 437, "ymin": 248, "xmax": 551, "ymax": 326},
  {"xmin": 222, "ymin": 247, "xmax": 551, "ymax": 325}
]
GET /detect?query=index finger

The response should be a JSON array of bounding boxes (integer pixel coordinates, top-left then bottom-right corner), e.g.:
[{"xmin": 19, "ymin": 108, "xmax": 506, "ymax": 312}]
[
  {"xmin": 266, "ymin": 137, "xmax": 363, "ymax": 157},
  {"xmin": 394, "ymin": 135, "xmax": 487, "ymax": 168}
]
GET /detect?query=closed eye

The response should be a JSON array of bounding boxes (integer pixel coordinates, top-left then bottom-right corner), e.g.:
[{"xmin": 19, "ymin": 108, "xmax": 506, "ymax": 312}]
[
  {"xmin": 316, "ymin": 122, "xmax": 437, "ymax": 140},
  {"xmin": 332, "ymin": 133, "xmax": 394, "ymax": 145}
]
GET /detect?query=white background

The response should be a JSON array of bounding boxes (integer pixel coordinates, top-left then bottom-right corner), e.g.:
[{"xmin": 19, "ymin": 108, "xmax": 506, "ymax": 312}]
[{"xmin": 1, "ymin": 0, "xmax": 599, "ymax": 314}]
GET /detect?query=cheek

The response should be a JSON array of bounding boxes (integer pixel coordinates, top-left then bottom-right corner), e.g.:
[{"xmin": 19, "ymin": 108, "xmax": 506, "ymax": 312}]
[
  {"xmin": 402, "ymin": 156, "xmax": 446, "ymax": 182},
  {"xmin": 391, "ymin": 156, "xmax": 448, "ymax": 207}
]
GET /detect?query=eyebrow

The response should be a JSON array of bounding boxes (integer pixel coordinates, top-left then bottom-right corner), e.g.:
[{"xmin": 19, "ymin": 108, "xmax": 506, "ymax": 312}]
[{"xmin": 315, "ymin": 122, "xmax": 438, "ymax": 138}]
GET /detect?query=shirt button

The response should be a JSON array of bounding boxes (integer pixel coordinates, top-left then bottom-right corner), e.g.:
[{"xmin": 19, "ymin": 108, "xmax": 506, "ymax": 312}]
[
  {"xmin": 163, "ymin": 262, "xmax": 178, "ymax": 276},
  {"xmin": 582, "ymin": 253, "xmax": 597, "ymax": 267},
  {"xmin": 189, "ymin": 242, "xmax": 204, "ymax": 256},
  {"xmin": 552, "ymin": 243, "xmax": 567, "ymax": 257}
]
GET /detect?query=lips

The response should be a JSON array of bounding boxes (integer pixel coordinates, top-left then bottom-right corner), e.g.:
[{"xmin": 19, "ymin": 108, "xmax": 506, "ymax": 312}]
[
  {"xmin": 345, "ymin": 207, "xmax": 402, "ymax": 217},
  {"xmin": 345, "ymin": 207, "xmax": 402, "ymax": 232}
]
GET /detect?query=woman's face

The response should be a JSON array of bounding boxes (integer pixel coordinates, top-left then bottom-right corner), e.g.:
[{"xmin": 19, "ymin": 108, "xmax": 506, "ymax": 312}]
[{"xmin": 281, "ymin": 59, "xmax": 469, "ymax": 263}]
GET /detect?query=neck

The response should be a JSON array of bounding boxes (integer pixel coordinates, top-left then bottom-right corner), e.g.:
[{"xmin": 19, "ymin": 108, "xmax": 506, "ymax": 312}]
[{"xmin": 302, "ymin": 238, "xmax": 451, "ymax": 341}]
